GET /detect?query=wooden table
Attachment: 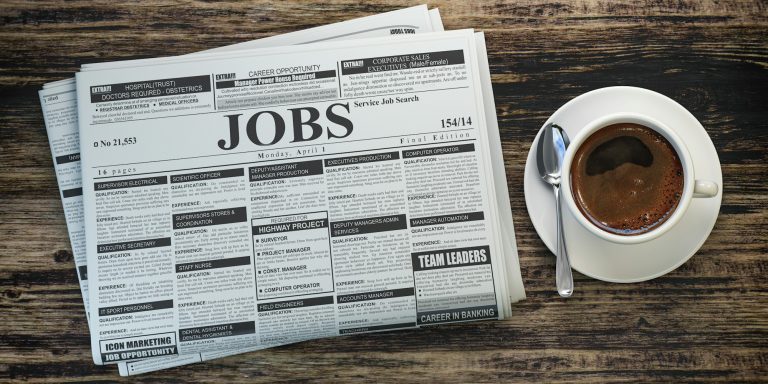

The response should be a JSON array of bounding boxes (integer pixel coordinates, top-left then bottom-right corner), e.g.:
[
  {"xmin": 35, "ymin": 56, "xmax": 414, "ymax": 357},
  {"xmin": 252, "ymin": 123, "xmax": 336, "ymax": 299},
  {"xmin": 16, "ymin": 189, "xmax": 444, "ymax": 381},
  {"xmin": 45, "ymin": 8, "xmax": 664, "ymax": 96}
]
[{"xmin": 1, "ymin": 1, "xmax": 766, "ymax": 382}]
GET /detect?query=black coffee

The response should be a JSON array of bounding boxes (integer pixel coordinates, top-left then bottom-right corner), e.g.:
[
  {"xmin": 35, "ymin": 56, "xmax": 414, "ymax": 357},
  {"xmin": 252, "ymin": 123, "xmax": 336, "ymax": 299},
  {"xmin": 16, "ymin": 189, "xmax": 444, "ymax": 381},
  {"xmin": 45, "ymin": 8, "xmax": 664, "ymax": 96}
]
[{"xmin": 570, "ymin": 123, "xmax": 684, "ymax": 235}]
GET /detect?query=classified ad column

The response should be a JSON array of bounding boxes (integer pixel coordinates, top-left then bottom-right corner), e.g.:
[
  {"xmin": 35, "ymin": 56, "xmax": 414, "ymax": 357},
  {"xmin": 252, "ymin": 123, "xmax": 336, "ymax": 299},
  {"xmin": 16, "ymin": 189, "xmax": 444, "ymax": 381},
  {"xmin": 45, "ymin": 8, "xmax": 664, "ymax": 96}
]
[
  {"xmin": 170, "ymin": 168, "xmax": 257, "ymax": 351},
  {"xmin": 403, "ymin": 144, "xmax": 500, "ymax": 326},
  {"xmin": 249, "ymin": 160, "xmax": 337, "ymax": 344},
  {"xmin": 324, "ymin": 152, "xmax": 416, "ymax": 335}
]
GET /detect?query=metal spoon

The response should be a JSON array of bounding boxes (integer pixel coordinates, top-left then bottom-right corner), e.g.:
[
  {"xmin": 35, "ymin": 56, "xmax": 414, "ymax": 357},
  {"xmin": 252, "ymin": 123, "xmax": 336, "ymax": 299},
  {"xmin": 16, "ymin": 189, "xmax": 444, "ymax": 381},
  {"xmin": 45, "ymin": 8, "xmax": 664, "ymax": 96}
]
[{"xmin": 536, "ymin": 123, "xmax": 574, "ymax": 297}]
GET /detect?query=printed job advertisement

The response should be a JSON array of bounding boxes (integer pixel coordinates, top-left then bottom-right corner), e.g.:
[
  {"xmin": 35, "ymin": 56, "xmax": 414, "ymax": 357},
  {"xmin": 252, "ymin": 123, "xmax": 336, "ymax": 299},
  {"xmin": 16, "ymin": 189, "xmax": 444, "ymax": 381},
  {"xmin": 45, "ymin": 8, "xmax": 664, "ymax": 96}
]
[
  {"xmin": 40, "ymin": 5, "xmax": 440, "ymax": 373},
  {"xmin": 76, "ymin": 29, "xmax": 523, "ymax": 365}
]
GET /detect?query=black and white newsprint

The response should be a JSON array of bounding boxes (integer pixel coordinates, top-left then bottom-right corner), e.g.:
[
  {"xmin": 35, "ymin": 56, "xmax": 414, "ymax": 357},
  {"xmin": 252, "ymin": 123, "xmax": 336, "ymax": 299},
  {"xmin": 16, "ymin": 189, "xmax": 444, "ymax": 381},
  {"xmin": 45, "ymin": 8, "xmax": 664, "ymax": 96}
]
[{"xmin": 74, "ymin": 29, "xmax": 524, "ymax": 367}]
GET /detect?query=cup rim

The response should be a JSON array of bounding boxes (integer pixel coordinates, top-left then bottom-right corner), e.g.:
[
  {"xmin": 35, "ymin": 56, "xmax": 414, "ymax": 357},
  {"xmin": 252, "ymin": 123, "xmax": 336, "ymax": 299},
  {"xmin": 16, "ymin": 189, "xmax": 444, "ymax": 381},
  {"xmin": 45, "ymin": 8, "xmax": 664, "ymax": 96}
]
[{"xmin": 560, "ymin": 112, "xmax": 695, "ymax": 244}]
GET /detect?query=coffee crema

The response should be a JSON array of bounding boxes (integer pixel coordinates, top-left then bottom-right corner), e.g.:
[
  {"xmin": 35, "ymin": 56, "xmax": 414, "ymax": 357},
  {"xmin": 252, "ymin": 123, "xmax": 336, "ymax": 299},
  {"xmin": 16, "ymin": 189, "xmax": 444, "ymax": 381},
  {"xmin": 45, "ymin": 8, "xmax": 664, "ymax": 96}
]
[{"xmin": 570, "ymin": 123, "xmax": 684, "ymax": 235}]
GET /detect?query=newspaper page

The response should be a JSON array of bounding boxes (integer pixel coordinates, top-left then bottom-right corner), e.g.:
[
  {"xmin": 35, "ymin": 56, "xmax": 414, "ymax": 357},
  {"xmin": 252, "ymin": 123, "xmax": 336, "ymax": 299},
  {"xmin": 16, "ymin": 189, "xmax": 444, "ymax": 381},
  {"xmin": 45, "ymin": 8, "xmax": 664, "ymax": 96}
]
[
  {"xmin": 75, "ymin": 29, "xmax": 524, "ymax": 366},
  {"xmin": 39, "ymin": 5, "xmax": 441, "ymax": 375},
  {"xmin": 120, "ymin": 32, "xmax": 526, "ymax": 377}
]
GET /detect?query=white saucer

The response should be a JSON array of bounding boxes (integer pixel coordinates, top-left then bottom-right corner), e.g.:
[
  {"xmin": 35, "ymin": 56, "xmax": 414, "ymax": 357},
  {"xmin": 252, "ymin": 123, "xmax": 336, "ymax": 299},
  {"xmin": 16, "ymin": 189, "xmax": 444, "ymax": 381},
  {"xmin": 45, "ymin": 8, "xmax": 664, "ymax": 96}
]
[{"xmin": 523, "ymin": 86, "xmax": 723, "ymax": 283}]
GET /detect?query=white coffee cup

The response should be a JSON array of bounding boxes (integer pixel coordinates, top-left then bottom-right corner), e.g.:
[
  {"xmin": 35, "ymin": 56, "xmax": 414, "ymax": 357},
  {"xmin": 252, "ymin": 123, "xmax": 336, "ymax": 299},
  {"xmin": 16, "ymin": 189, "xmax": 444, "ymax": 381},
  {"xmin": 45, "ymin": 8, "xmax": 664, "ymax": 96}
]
[{"xmin": 561, "ymin": 112, "xmax": 719, "ymax": 244}]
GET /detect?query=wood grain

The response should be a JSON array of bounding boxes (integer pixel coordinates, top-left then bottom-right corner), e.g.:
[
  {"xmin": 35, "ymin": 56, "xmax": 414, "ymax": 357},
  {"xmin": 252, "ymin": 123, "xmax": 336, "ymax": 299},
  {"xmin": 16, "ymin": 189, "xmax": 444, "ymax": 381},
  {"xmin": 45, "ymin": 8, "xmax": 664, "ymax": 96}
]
[{"xmin": 1, "ymin": 0, "xmax": 766, "ymax": 382}]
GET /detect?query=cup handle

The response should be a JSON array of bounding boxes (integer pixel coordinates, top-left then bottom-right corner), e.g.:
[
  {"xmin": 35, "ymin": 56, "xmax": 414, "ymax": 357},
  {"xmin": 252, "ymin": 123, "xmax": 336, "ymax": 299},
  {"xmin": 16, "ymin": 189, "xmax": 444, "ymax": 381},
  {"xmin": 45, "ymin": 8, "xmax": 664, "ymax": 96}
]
[{"xmin": 693, "ymin": 179, "xmax": 719, "ymax": 198}]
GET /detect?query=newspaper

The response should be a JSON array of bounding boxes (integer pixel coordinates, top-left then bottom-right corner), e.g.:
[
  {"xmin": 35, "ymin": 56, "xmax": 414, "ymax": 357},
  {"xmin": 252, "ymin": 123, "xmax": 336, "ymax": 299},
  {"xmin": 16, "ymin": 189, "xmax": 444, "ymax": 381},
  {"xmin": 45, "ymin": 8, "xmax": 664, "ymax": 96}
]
[
  {"xmin": 75, "ymin": 28, "xmax": 525, "ymax": 366},
  {"xmin": 120, "ymin": 33, "xmax": 525, "ymax": 379},
  {"xmin": 39, "ymin": 7, "xmax": 524, "ymax": 376},
  {"xmin": 39, "ymin": 5, "xmax": 446, "ymax": 375}
]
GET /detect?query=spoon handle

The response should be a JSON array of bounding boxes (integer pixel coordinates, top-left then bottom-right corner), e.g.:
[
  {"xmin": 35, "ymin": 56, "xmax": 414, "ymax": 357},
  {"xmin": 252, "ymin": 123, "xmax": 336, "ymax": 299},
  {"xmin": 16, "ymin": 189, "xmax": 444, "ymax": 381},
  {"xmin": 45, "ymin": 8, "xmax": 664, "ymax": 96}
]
[{"xmin": 554, "ymin": 185, "xmax": 574, "ymax": 297}]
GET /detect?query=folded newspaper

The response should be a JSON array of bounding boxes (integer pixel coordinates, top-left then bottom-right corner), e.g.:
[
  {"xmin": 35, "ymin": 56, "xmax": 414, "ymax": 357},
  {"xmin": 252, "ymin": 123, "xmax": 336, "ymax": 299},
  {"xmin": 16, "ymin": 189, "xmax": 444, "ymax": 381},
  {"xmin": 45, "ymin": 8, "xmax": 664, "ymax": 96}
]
[{"xmin": 38, "ymin": 5, "xmax": 525, "ymax": 376}]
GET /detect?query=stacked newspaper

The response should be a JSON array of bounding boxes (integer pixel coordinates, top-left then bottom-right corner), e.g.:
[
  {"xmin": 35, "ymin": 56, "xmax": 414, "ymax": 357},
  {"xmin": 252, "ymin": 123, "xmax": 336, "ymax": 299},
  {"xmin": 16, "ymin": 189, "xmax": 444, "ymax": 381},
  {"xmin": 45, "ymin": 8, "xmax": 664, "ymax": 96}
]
[{"xmin": 38, "ymin": 5, "xmax": 525, "ymax": 376}]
